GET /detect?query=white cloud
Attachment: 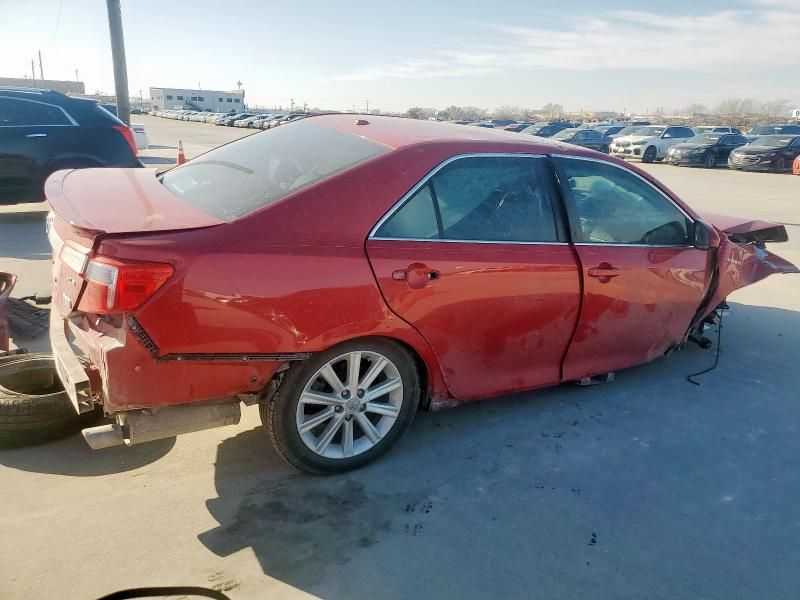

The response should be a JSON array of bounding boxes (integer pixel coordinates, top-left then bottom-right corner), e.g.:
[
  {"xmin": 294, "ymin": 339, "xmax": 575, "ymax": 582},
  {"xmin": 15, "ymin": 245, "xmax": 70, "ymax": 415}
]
[{"xmin": 325, "ymin": 5, "xmax": 800, "ymax": 81}]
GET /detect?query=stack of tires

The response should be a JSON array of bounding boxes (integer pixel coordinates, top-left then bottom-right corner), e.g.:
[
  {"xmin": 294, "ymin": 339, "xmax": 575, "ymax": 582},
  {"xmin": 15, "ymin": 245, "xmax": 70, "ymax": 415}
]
[{"xmin": 0, "ymin": 352, "xmax": 102, "ymax": 448}]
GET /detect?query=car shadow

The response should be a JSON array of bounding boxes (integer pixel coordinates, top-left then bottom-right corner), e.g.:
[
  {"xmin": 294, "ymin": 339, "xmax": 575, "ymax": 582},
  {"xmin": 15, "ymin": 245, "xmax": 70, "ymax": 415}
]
[
  {"xmin": 198, "ymin": 301, "xmax": 800, "ymax": 599},
  {"xmin": 0, "ymin": 429, "xmax": 176, "ymax": 476}
]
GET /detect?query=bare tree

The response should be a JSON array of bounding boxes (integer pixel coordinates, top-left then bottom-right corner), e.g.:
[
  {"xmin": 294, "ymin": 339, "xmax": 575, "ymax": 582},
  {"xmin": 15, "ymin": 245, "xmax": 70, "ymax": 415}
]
[
  {"xmin": 405, "ymin": 107, "xmax": 437, "ymax": 120},
  {"xmin": 493, "ymin": 105, "xmax": 525, "ymax": 120},
  {"xmin": 714, "ymin": 98, "xmax": 758, "ymax": 128},
  {"xmin": 684, "ymin": 103, "xmax": 708, "ymax": 121},
  {"xmin": 541, "ymin": 103, "xmax": 564, "ymax": 120},
  {"xmin": 759, "ymin": 99, "xmax": 791, "ymax": 122}
]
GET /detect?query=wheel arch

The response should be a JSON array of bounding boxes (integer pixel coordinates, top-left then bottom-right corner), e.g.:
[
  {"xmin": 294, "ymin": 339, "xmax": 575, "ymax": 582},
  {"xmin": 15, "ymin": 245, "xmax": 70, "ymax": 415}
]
[{"xmin": 266, "ymin": 332, "xmax": 451, "ymax": 412}]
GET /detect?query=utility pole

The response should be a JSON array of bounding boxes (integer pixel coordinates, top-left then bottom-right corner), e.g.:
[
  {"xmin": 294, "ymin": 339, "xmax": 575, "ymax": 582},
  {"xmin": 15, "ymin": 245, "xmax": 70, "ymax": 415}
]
[
  {"xmin": 290, "ymin": 98, "xmax": 294, "ymax": 112},
  {"xmin": 31, "ymin": 59, "xmax": 36, "ymax": 82},
  {"xmin": 75, "ymin": 68, "xmax": 79, "ymax": 82},
  {"xmin": 303, "ymin": 102, "xmax": 308, "ymax": 113},
  {"xmin": 38, "ymin": 50, "xmax": 44, "ymax": 80},
  {"xmin": 106, "ymin": 0, "xmax": 130, "ymax": 124},
  {"xmin": 366, "ymin": 99, "xmax": 369, "ymax": 114}
]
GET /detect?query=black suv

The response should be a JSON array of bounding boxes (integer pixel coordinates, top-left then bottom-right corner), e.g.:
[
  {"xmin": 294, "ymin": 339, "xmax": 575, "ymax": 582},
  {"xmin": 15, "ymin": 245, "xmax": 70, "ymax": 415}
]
[{"xmin": 0, "ymin": 88, "xmax": 142, "ymax": 203}]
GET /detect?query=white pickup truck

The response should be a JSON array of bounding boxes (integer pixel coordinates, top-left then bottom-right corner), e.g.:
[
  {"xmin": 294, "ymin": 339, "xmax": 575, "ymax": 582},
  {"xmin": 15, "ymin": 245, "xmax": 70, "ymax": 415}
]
[{"xmin": 610, "ymin": 125, "xmax": 695, "ymax": 163}]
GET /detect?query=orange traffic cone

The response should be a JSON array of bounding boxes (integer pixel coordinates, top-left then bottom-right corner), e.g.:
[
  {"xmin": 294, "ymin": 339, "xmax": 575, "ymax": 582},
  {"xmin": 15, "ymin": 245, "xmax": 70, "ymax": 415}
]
[{"xmin": 177, "ymin": 140, "xmax": 186, "ymax": 165}]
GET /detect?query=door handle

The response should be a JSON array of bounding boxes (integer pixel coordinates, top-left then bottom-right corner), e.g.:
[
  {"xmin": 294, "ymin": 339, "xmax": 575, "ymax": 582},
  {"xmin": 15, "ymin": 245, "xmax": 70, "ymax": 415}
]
[
  {"xmin": 587, "ymin": 263, "xmax": 620, "ymax": 282},
  {"xmin": 26, "ymin": 133, "xmax": 47, "ymax": 138},
  {"xmin": 392, "ymin": 264, "xmax": 440, "ymax": 289}
]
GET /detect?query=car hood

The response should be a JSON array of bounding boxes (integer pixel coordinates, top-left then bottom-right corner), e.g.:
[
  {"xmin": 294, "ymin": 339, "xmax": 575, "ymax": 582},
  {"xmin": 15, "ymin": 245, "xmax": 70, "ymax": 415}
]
[
  {"xmin": 697, "ymin": 211, "xmax": 790, "ymax": 242},
  {"xmin": 614, "ymin": 135, "xmax": 656, "ymax": 143},
  {"xmin": 671, "ymin": 142, "xmax": 711, "ymax": 151},
  {"xmin": 733, "ymin": 145, "xmax": 781, "ymax": 154}
]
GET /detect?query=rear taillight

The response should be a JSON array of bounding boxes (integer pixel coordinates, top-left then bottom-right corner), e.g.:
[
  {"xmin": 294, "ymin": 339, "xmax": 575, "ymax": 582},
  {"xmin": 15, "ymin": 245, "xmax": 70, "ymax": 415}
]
[
  {"xmin": 113, "ymin": 124, "xmax": 138, "ymax": 156},
  {"xmin": 79, "ymin": 256, "xmax": 173, "ymax": 314}
]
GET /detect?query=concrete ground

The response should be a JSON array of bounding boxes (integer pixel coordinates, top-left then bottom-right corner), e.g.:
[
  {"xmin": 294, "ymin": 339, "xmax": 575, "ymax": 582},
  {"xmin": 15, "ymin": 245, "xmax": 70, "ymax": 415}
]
[{"xmin": 1, "ymin": 117, "xmax": 799, "ymax": 600}]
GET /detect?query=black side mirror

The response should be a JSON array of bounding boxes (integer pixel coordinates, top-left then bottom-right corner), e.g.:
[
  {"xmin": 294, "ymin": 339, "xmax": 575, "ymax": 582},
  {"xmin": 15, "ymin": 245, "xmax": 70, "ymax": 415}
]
[{"xmin": 693, "ymin": 220, "xmax": 719, "ymax": 250}]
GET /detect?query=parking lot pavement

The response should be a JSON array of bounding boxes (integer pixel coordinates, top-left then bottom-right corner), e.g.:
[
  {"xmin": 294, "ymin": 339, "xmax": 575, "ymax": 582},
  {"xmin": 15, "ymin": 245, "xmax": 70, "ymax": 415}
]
[
  {"xmin": 1, "ymin": 123, "xmax": 799, "ymax": 600},
  {"xmin": 137, "ymin": 114, "xmax": 255, "ymax": 165}
]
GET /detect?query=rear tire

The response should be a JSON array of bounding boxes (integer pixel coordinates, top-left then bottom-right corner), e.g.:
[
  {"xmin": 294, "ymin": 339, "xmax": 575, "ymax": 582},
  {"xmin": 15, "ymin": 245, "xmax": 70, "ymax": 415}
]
[
  {"xmin": 642, "ymin": 146, "xmax": 657, "ymax": 163},
  {"xmin": 262, "ymin": 338, "xmax": 420, "ymax": 474},
  {"xmin": 0, "ymin": 353, "xmax": 102, "ymax": 448}
]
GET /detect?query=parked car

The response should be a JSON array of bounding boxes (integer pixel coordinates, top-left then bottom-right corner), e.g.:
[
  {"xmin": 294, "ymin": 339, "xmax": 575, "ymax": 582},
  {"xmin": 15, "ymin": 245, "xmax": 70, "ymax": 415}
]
[
  {"xmin": 519, "ymin": 123, "xmax": 573, "ymax": 137},
  {"xmin": 216, "ymin": 113, "xmax": 251, "ymax": 126},
  {"xmin": 610, "ymin": 125, "xmax": 695, "ymax": 163},
  {"xmin": 253, "ymin": 115, "xmax": 282, "ymax": 129},
  {"xmin": 666, "ymin": 133, "xmax": 749, "ymax": 168},
  {"xmin": 0, "ymin": 88, "xmax": 141, "ymax": 203},
  {"xmin": 131, "ymin": 123, "xmax": 149, "ymax": 151},
  {"xmin": 746, "ymin": 124, "xmax": 800, "ymax": 142},
  {"xmin": 45, "ymin": 115, "xmax": 797, "ymax": 473},
  {"xmin": 550, "ymin": 128, "xmax": 610, "ymax": 152},
  {"xmin": 728, "ymin": 135, "xmax": 800, "ymax": 172},
  {"xmin": 693, "ymin": 126, "xmax": 742, "ymax": 135},
  {"xmin": 234, "ymin": 114, "xmax": 268, "ymax": 128},
  {"xmin": 595, "ymin": 125, "xmax": 627, "ymax": 138},
  {"xmin": 794, "ymin": 155, "xmax": 800, "ymax": 175},
  {"xmin": 502, "ymin": 122, "xmax": 534, "ymax": 133}
]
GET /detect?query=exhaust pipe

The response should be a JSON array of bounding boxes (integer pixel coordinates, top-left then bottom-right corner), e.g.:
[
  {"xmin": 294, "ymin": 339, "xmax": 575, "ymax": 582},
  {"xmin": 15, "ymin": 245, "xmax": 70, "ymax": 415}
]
[
  {"xmin": 82, "ymin": 423, "xmax": 125, "ymax": 449},
  {"xmin": 82, "ymin": 401, "xmax": 241, "ymax": 449}
]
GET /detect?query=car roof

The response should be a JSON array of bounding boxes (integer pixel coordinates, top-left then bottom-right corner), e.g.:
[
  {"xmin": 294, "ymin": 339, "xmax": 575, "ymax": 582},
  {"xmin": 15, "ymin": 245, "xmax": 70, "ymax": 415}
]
[{"xmin": 312, "ymin": 113, "xmax": 560, "ymax": 150}]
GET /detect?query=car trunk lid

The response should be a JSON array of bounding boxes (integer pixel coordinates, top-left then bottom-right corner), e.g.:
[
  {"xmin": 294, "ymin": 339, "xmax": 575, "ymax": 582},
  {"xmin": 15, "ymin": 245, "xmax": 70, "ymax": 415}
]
[{"xmin": 45, "ymin": 168, "xmax": 224, "ymax": 318}]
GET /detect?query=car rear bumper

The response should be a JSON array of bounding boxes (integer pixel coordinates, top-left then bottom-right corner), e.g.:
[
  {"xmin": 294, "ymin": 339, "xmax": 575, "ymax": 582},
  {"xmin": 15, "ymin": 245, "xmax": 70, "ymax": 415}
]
[{"xmin": 50, "ymin": 311, "xmax": 284, "ymax": 415}]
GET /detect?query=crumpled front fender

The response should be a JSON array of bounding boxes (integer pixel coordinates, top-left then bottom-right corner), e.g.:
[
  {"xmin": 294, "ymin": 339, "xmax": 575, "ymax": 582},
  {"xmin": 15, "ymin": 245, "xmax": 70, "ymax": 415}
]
[{"xmin": 699, "ymin": 237, "xmax": 799, "ymax": 321}]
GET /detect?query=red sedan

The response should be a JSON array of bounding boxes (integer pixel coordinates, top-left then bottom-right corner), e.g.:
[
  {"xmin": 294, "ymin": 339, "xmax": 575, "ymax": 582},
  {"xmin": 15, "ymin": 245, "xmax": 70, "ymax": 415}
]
[{"xmin": 46, "ymin": 115, "xmax": 798, "ymax": 473}]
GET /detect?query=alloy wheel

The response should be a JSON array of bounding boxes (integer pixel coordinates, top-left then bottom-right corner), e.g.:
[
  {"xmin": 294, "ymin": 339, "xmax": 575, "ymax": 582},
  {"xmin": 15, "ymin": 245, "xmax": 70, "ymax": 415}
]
[
  {"xmin": 295, "ymin": 351, "xmax": 403, "ymax": 459},
  {"xmin": 704, "ymin": 151, "xmax": 716, "ymax": 168}
]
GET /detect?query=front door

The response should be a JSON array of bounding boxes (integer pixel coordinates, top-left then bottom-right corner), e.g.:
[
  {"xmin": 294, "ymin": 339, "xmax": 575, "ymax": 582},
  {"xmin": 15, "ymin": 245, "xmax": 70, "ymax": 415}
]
[
  {"xmin": 367, "ymin": 155, "xmax": 582, "ymax": 400},
  {"xmin": 553, "ymin": 156, "xmax": 711, "ymax": 380}
]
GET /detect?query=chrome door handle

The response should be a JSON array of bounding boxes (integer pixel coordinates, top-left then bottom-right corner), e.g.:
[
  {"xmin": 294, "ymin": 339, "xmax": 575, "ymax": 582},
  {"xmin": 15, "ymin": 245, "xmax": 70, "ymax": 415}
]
[{"xmin": 26, "ymin": 133, "xmax": 48, "ymax": 138}]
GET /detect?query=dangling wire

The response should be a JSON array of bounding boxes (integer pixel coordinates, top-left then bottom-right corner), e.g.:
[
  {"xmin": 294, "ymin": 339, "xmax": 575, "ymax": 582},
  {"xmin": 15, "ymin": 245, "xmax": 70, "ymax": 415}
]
[{"xmin": 687, "ymin": 307, "xmax": 724, "ymax": 385}]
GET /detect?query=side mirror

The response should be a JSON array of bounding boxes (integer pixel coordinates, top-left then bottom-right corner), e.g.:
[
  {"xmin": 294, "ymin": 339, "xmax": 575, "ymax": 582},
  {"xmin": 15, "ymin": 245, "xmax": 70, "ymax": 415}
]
[{"xmin": 693, "ymin": 220, "xmax": 720, "ymax": 250}]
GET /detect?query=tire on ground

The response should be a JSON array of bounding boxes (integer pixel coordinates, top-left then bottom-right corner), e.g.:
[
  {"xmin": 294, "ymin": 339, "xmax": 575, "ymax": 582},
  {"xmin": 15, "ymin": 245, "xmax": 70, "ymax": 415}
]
[
  {"xmin": 0, "ymin": 353, "xmax": 102, "ymax": 449},
  {"xmin": 642, "ymin": 146, "xmax": 657, "ymax": 163},
  {"xmin": 261, "ymin": 337, "xmax": 421, "ymax": 474}
]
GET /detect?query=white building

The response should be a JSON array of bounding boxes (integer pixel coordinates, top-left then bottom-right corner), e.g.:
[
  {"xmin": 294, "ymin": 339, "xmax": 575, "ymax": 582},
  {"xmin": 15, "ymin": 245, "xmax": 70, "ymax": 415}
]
[{"xmin": 149, "ymin": 87, "xmax": 245, "ymax": 112}]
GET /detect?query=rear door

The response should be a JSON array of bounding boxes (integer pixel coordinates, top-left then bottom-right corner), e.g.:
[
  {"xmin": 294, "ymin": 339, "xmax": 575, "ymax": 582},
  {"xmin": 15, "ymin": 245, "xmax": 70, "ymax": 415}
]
[
  {"xmin": 553, "ymin": 156, "xmax": 710, "ymax": 380},
  {"xmin": 718, "ymin": 134, "xmax": 748, "ymax": 160},
  {"xmin": 367, "ymin": 154, "xmax": 582, "ymax": 400},
  {"xmin": 0, "ymin": 96, "xmax": 65, "ymax": 201}
]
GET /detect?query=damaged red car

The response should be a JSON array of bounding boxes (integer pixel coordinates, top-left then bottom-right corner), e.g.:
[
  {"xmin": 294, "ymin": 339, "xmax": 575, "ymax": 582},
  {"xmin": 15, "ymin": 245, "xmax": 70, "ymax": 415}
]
[{"xmin": 45, "ymin": 115, "xmax": 798, "ymax": 473}]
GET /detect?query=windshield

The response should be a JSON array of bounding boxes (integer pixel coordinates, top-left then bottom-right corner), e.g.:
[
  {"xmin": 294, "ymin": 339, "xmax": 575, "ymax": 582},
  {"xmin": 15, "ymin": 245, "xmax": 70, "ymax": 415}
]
[
  {"xmin": 751, "ymin": 135, "xmax": 794, "ymax": 147},
  {"xmin": 687, "ymin": 134, "xmax": 722, "ymax": 144},
  {"xmin": 615, "ymin": 126, "xmax": 641, "ymax": 136},
  {"xmin": 630, "ymin": 126, "xmax": 665, "ymax": 137},
  {"xmin": 552, "ymin": 128, "xmax": 577, "ymax": 140},
  {"xmin": 160, "ymin": 120, "xmax": 390, "ymax": 220}
]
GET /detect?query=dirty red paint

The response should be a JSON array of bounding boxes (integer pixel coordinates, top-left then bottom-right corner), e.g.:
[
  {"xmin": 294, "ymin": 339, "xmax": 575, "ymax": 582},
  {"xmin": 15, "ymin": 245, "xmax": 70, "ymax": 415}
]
[{"xmin": 45, "ymin": 115, "xmax": 798, "ymax": 414}]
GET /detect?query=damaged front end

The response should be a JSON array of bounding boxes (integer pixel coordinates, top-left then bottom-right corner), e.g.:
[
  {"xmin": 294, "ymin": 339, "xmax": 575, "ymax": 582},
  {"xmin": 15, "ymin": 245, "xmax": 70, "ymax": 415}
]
[{"xmin": 691, "ymin": 213, "xmax": 799, "ymax": 329}]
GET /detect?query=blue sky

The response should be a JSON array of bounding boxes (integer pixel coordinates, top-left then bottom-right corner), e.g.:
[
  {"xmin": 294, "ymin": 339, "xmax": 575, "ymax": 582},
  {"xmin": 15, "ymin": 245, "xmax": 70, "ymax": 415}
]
[{"xmin": 1, "ymin": 0, "xmax": 798, "ymax": 113}]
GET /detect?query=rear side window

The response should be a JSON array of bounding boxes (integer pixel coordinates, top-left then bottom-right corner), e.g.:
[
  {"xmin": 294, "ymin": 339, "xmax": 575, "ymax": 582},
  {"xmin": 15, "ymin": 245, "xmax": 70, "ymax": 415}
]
[
  {"xmin": 0, "ymin": 97, "xmax": 71, "ymax": 126},
  {"xmin": 159, "ymin": 120, "xmax": 389, "ymax": 221},
  {"xmin": 375, "ymin": 156, "xmax": 559, "ymax": 243}
]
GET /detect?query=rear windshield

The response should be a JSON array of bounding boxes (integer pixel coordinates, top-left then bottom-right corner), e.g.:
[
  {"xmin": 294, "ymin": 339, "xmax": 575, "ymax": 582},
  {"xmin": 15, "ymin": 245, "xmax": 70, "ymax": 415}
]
[{"xmin": 159, "ymin": 120, "xmax": 390, "ymax": 221}]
